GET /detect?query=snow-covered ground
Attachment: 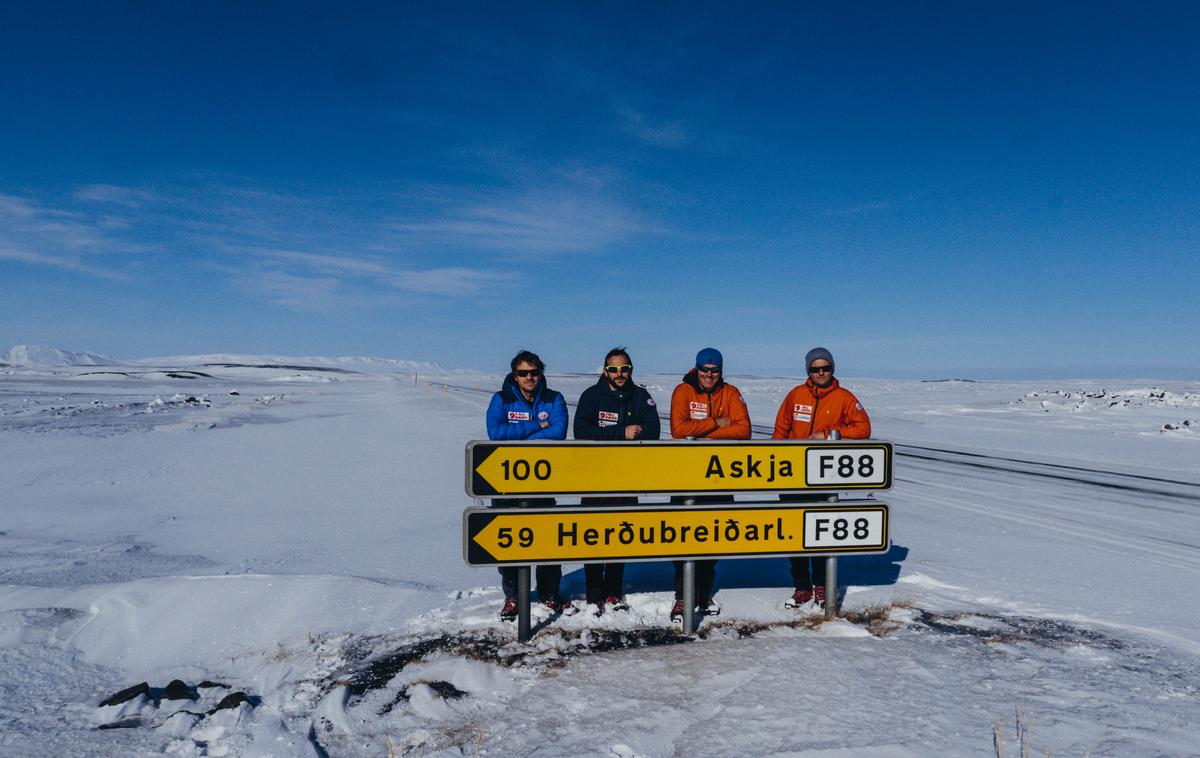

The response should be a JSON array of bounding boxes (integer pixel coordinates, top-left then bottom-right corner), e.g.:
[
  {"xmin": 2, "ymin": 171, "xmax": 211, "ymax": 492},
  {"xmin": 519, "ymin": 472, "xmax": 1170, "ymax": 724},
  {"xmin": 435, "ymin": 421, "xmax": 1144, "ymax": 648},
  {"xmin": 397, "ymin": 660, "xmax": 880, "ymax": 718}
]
[{"xmin": 1, "ymin": 357, "xmax": 1198, "ymax": 756}]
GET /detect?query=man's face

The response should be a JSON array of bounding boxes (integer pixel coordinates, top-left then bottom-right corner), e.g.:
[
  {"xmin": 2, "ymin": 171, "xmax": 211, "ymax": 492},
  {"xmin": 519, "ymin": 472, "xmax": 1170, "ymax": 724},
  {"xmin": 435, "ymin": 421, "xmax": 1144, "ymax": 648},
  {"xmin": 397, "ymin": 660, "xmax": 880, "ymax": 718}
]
[
  {"xmin": 513, "ymin": 360, "xmax": 541, "ymax": 395},
  {"xmin": 697, "ymin": 364, "xmax": 721, "ymax": 392},
  {"xmin": 604, "ymin": 355, "xmax": 632, "ymax": 389},
  {"xmin": 808, "ymin": 360, "xmax": 833, "ymax": 388}
]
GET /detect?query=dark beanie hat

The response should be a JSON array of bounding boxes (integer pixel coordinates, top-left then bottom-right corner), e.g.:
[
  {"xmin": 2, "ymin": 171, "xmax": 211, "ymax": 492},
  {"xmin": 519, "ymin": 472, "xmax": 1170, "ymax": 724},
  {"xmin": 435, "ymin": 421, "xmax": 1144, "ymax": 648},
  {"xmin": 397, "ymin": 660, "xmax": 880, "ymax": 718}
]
[
  {"xmin": 805, "ymin": 347, "xmax": 834, "ymax": 374},
  {"xmin": 695, "ymin": 347, "xmax": 723, "ymax": 368}
]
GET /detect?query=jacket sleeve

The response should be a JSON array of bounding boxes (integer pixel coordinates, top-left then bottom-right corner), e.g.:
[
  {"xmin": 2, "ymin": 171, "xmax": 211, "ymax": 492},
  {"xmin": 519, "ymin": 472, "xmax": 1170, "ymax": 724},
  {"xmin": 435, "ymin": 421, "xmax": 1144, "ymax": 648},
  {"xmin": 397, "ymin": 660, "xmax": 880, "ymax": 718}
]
[
  {"xmin": 489, "ymin": 390, "xmax": 542, "ymax": 438},
  {"xmin": 485, "ymin": 393, "xmax": 504, "ymax": 439},
  {"xmin": 573, "ymin": 388, "xmax": 623, "ymax": 441},
  {"xmin": 707, "ymin": 388, "xmax": 752, "ymax": 440},
  {"xmin": 528, "ymin": 393, "xmax": 568, "ymax": 440},
  {"xmin": 487, "ymin": 393, "xmax": 535, "ymax": 440},
  {"xmin": 670, "ymin": 384, "xmax": 718, "ymax": 439},
  {"xmin": 639, "ymin": 388, "xmax": 661, "ymax": 440},
  {"xmin": 771, "ymin": 389, "xmax": 794, "ymax": 439},
  {"xmin": 836, "ymin": 392, "xmax": 872, "ymax": 439}
]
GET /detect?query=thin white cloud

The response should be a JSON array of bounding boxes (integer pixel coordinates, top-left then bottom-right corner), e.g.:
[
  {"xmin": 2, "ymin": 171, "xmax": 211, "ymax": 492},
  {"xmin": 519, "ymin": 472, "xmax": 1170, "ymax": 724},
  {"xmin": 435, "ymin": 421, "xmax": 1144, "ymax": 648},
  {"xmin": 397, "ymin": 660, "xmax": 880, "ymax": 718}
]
[
  {"xmin": 0, "ymin": 193, "xmax": 138, "ymax": 279},
  {"xmin": 233, "ymin": 245, "xmax": 518, "ymax": 301},
  {"xmin": 824, "ymin": 200, "xmax": 896, "ymax": 218},
  {"xmin": 243, "ymin": 247, "xmax": 391, "ymax": 276},
  {"xmin": 4, "ymin": 175, "xmax": 644, "ymax": 305},
  {"xmin": 617, "ymin": 105, "xmax": 688, "ymax": 147},
  {"xmin": 392, "ymin": 190, "xmax": 650, "ymax": 254},
  {"xmin": 234, "ymin": 270, "xmax": 343, "ymax": 311},
  {"xmin": 73, "ymin": 184, "xmax": 157, "ymax": 208},
  {"xmin": 0, "ymin": 244, "xmax": 127, "ymax": 280},
  {"xmin": 389, "ymin": 267, "xmax": 518, "ymax": 296},
  {"xmin": 0, "ymin": 194, "xmax": 40, "ymax": 220}
]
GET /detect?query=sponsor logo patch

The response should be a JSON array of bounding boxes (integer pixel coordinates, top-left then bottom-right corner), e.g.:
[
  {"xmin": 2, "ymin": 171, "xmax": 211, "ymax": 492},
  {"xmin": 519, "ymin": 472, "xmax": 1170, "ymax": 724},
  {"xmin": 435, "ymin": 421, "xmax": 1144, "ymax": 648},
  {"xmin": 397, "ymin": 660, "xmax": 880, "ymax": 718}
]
[
  {"xmin": 537, "ymin": 411, "xmax": 549, "ymax": 421},
  {"xmin": 689, "ymin": 401, "xmax": 709, "ymax": 420},
  {"xmin": 793, "ymin": 413, "xmax": 812, "ymax": 422},
  {"xmin": 796, "ymin": 404, "xmax": 813, "ymax": 413},
  {"xmin": 508, "ymin": 411, "xmax": 530, "ymax": 422},
  {"xmin": 855, "ymin": 402, "xmax": 863, "ymax": 411},
  {"xmin": 598, "ymin": 411, "xmax": 619, "ymax": 428},
  {"xmin": 646, "ymin": 398, "xmax": 655, "ymax": 406}
]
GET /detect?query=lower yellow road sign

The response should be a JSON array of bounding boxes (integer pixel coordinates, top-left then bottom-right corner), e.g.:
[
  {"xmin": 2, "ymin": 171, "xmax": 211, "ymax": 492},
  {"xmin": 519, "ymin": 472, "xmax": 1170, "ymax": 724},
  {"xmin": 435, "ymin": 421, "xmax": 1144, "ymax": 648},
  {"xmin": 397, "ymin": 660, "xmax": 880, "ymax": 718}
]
[{"xmin": 463, "ymin": 501, "xmax": 889, "ymax": 566}]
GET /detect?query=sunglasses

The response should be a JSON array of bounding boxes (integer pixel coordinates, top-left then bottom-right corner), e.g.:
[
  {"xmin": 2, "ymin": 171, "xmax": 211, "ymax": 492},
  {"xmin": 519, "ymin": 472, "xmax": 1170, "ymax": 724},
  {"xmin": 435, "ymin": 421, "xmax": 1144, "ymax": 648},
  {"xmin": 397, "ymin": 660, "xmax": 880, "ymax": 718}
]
[
  {"xmin": 808, "ymin": 365, "xmax": 833, "ymax": 374},
  {"xmin": 605, "ymin": 365, "xmax": 633, "ymax": 374},
  {"xmin": 697, "ymin": 366, "xmax": 721, "ymax": 374},
  {"xmin": 514, "ymin": 369, "xmax": 542, "ymax": 378}
]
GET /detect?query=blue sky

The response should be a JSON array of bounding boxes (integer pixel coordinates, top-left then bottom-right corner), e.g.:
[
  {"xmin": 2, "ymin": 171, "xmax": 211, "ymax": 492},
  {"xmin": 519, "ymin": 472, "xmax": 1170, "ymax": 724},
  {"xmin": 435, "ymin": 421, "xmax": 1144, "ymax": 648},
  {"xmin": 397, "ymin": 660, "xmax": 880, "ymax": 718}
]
[{"xmin": 2, "ymin": 2, "xmax": 1197, "ymax": 378}]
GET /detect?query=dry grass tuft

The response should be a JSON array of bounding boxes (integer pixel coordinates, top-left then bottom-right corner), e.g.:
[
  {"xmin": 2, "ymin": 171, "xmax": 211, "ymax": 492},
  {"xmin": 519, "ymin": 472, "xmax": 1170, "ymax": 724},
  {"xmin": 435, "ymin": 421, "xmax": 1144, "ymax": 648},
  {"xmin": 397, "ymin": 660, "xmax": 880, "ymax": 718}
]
[
  {"xmin": 839, "ymin": 600, "xmax": 914, "ymax": 636},
  {"xmin": 993, "ymin": 697, "xmax": 1048, "ymax": 758}
]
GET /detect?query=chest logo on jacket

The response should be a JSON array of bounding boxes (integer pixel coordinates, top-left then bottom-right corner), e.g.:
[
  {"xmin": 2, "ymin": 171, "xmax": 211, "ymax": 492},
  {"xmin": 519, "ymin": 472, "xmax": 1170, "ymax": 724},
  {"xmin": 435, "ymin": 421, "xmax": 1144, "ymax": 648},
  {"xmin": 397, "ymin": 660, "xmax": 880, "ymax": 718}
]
[
  {"xmin": 508, "ymin": 411, "xmax": 530, "ymax": 422},
  {"xmin": 689, "ymin": 401, "xmax": 709, "ymax": 420},
  {"xmin": 598, "ymin": 411, "xmax": 619, "ymax": 427}
]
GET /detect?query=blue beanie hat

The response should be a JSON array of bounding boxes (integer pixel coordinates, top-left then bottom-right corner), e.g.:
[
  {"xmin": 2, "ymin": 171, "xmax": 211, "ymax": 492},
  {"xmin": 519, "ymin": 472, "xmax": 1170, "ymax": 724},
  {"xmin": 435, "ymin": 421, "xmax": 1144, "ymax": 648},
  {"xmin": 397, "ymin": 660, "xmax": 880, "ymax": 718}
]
[
  {"xmin": 695, "ymin": 347, "xmax": 723, "ymax": 368},
  {"xmin": 805, "ymin": 347, "xmax": 834, "ymax": 374}
]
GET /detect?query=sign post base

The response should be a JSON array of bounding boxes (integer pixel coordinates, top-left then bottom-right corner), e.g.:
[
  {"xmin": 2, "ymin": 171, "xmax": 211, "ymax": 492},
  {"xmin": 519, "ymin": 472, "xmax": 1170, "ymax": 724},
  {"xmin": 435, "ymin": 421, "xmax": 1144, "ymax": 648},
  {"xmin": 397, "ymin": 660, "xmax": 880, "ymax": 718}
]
[
  {"xmin": 824, "ymin": 556, "xmax": 838, "ymax": 616},
  {"xmin": 517, "ymin": 566, "xmax": 531, "ymax": 642},
  {"xmin": 681, "ymin": 560, "xmax": 696, "ymax": 635}
]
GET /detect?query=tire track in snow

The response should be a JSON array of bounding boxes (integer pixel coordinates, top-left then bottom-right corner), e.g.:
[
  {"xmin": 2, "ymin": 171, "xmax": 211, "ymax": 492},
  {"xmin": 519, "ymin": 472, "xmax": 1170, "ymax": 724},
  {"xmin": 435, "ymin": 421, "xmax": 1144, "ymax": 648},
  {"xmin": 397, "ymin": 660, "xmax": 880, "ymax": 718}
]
[{"xmin": 894, "ymin": 460, "xmax": 1200, "ymax": 574}]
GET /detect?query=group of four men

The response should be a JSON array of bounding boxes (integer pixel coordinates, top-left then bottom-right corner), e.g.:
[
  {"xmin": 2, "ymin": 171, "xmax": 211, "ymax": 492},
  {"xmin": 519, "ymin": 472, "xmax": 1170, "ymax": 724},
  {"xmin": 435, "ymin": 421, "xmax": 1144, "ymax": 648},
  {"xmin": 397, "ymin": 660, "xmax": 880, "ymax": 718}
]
[{"xmin": 483, "ymin": 345, "xmax": 871, "ymax": 621}]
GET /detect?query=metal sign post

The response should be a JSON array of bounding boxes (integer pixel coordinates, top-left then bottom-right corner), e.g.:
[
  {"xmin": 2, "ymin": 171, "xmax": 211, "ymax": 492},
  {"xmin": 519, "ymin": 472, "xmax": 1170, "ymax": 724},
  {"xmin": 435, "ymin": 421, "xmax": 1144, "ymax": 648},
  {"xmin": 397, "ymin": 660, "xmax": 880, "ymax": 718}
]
[
  {"xmin": 517, "ymin": 566, "xmax": 531, "ymax": 641},
  {"xmin": 825, "ymin": 429, "xmax": 840, "ymax": 616},
  {"xmin": 681, "ymin": 497, "xmax": 696, "ymax": 635},
  {"xmin": 824, "ymin": 556, "xmax": 838, "ymax": 616}
]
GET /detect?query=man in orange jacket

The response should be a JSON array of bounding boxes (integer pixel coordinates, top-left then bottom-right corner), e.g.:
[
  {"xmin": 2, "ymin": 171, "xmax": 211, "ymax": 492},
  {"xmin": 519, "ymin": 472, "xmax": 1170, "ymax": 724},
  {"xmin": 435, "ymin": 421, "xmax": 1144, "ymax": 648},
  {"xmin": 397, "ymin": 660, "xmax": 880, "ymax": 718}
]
[
  {"xmin": 669, "ymin": 347, "xmax": 751, "ymax": 620},
  {"xmin": 772, "ymin": 347, "xmax": 871, "ymax": 608}
]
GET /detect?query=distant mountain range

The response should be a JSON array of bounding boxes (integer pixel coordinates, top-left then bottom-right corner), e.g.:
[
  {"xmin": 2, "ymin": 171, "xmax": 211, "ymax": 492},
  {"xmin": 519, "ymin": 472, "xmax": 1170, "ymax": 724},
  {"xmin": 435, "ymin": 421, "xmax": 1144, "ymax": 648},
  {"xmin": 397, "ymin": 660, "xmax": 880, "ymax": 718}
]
[
  {"xmin": 132, "ymin": 353, "xmax": 446, "ymax": 372},
  {"xmin": 2, "ymin": 345, "xmax": 446, "ymax": 373},
  {"xmin": 1, "ymin": 345, "xmax": 119, "ymax": 367}
]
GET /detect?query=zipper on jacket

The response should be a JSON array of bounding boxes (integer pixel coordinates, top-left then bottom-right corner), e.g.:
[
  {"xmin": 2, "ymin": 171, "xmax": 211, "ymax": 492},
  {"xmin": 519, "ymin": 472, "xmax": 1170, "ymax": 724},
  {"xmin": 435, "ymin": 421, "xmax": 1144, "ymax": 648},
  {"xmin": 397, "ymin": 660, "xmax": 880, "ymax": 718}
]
[{"xmin": 808, "ymin": 385, "xmax": 820, "ymax": 438}]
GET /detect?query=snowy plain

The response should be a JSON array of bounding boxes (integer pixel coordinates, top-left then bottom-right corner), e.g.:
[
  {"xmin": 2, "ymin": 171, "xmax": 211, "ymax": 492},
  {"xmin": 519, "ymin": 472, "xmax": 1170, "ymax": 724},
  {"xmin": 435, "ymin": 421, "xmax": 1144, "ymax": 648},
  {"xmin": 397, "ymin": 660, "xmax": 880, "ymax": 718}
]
[{"xmin": 1, "ymin": 351, "xmax": 1198, "ymax": 756}]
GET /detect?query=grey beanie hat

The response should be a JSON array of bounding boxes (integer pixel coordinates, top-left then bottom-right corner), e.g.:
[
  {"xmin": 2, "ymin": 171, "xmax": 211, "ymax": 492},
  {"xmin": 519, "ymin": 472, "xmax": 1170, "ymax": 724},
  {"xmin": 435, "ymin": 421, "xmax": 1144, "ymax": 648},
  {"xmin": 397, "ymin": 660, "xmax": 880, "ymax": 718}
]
[{"xmin": 805, "ymin": 347, "xmax": 835, "ymax": 374}]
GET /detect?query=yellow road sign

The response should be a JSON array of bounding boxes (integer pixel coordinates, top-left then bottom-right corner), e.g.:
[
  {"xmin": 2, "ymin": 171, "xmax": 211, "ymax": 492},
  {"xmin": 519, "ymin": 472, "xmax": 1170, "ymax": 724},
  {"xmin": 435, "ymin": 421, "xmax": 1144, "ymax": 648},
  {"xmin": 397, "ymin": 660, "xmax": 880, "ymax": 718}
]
[
  {"xmin": 466, "ymin": 440, "xmax": 891, "ymax": 497},
  {"xmin": 463, "ymin": 501, "xmax": 889, "ymax": 565}
]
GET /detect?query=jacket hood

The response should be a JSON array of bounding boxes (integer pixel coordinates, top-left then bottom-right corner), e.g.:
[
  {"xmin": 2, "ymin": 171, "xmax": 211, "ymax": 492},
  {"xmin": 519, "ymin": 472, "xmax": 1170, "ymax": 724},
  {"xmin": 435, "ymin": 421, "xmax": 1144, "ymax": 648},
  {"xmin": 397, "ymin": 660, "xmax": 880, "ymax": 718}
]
[
  {"xmin": 805, "ymin": 375, "xmax": 841, "ymax": 396},
  {"xmin": 594, "ymin": 373, "xmax": 636, "ymax": 397},
  {"xmin": 683, "ymin": 367, "xmax": 725, "ymax": 393},
  {"xmin": 502, "ymin": 372, "xmax": 550, "ymax": 400}
]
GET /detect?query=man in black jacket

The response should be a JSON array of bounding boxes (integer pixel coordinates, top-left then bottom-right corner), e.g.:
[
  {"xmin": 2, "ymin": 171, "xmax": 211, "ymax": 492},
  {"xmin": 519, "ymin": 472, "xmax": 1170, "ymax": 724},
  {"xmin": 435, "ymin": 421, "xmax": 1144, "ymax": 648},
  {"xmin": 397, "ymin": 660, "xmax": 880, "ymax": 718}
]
[{"xmin": 572, "ymin": 347, "xmax": 660, "ymax": 614}]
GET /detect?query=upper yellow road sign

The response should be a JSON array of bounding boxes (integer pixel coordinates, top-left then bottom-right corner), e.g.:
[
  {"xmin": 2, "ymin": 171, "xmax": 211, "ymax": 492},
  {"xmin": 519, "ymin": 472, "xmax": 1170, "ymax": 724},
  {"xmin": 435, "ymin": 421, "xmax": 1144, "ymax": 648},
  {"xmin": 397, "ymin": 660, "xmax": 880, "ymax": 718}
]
[{"xmin": 465, "ymin": 440, "xmax": 892, "ymax": 497}]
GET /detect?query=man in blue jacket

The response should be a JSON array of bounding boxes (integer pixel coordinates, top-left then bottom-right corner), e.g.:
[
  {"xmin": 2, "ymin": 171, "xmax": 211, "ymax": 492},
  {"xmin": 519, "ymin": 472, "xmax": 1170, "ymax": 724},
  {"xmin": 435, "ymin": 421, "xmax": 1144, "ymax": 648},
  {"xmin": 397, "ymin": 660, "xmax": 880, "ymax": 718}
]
[
  {"xmin": 573, "ymin": 347, "xmax": 660, "ymax": 615},
  {"xmin": 486, "ymin": 350, "xmax": 570, "ymax": 621}
]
